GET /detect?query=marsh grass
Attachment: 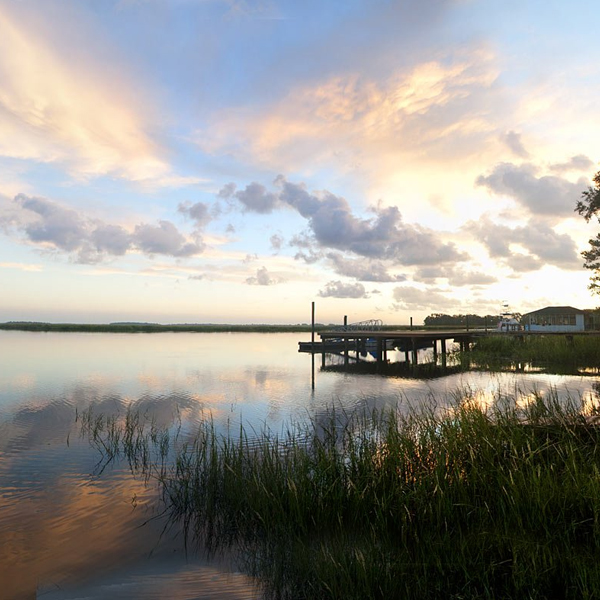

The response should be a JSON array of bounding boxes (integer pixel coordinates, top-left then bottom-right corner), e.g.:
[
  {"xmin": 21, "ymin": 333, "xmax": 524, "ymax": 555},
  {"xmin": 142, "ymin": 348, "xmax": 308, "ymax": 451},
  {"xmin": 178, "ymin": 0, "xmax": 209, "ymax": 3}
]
[
  {"xmin": 471, "ymin": 335, "xmax": 600, "ymax": 369},
  {"xmin": 82, "ymin": 391, "xmax": 600, "ymax": 599}
]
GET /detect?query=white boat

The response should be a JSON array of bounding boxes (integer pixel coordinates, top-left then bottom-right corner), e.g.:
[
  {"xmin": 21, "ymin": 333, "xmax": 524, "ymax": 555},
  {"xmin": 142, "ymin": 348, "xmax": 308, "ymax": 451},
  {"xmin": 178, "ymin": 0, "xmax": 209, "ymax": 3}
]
[{"xmin": 497, "ymin": 305, "xmax": 521, "ymax": 332}]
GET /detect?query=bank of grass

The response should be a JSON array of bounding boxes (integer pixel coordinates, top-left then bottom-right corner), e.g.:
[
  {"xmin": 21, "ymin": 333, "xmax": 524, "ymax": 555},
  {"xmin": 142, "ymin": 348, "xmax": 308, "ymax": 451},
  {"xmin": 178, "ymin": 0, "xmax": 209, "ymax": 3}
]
[
  {"xmin": 1, "ymin": 321, "xmax": 414, "ymax": 334},
  {"xmin": 84, "ymin": 392, "xmax": 600, "ymax": 599},
  {"xmin": 471, "ymin": 334, "xmax": 600, "ymax": 368},
  {"xmin": 0, "ymin": 321, "xmax": 322, "ymax": 333}
]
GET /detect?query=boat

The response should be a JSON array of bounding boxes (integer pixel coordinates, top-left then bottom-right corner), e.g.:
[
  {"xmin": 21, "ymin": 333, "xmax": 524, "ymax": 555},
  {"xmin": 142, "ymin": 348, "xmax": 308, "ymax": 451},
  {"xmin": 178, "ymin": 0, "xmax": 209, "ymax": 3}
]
[{"xmin": 497, "ymin": 305, "xmax": 521, "ymax": 332}]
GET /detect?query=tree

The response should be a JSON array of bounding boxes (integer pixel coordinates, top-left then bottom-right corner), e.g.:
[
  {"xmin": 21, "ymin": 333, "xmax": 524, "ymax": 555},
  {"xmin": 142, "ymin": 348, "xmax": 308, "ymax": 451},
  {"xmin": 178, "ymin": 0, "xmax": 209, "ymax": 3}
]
[{"xmin": 575, "ymin": 170, "xmax": 600, "ymax": 292}]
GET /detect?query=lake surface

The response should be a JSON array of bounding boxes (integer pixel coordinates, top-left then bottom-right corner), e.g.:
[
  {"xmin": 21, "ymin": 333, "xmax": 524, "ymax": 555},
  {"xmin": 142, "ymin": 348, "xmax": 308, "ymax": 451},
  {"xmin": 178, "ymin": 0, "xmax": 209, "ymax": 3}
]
[{"xmin": 1, "ymin": 330, "xmax": 599, "ymax": 599}]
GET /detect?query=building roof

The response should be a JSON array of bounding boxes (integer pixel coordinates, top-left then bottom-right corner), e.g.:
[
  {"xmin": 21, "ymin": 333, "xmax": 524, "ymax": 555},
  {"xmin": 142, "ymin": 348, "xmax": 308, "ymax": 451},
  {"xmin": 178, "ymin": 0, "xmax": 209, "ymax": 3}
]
[{"xmin": 522, "ymin": 306, "xmax": 583, "ymax": 317}]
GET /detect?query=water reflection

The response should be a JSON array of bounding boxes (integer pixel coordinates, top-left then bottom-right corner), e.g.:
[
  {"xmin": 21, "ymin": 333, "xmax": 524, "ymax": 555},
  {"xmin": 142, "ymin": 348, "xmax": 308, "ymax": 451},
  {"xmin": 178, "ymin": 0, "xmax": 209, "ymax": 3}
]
[{"xmin": 2, "ymin": 330, "xmax": 600, "ymax": 599}]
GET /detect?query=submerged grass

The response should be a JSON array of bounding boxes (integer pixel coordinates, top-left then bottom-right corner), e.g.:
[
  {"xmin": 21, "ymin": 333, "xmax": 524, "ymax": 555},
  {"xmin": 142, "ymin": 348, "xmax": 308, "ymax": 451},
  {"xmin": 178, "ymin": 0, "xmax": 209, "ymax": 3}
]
[{"xmin": 82, "ymin": 392, "xmax": 600, "ymax": 599}]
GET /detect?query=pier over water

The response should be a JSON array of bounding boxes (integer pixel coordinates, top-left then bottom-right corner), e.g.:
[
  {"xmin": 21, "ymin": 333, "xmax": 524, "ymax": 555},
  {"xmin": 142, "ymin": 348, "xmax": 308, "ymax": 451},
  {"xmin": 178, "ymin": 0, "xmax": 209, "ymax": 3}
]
[
  {"xmin": 300, "ymin": 328, "xmax": 600, "ymax": 367},
  {"xmin": 300, "ymin": 329, "xmax": 482, "ymax": 366}
]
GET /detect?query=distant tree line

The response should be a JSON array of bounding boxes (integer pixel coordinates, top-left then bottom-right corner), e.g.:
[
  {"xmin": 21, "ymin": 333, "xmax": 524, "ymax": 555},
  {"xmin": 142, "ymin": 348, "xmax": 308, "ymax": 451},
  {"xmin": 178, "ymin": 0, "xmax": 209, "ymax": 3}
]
[
  {"xmin": 424, "ymin": 313, "xmax": 505, "ymax": 328},
  {"xmin": 0, "ymin": 322, "xmax": 325, "ymax": 334}
]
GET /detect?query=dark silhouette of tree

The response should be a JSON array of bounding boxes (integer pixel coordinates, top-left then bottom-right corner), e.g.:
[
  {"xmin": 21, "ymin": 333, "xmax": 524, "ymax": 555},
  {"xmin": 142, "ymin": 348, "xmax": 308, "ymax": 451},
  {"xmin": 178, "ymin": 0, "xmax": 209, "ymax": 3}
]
[
  {"xmin": 575, "ymin": 170, "xmax": 600, "ymax": 292},
  {"xmin": 424, "ymin": 313, "xmax": 503, "ymax": 327}
]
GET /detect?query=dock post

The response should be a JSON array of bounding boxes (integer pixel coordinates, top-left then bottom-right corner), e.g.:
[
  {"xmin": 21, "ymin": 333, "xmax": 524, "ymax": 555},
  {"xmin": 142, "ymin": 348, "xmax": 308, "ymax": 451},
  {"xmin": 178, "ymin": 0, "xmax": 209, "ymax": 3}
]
[
  {"xmin": 376, "ymin": 337, "xmax": 383, "ymax": 370},
  {"xmin": 433, "ymin": 339, "xmax": 438, "ymax": 363},
  {"xmin": 441, "ymin": 338, "xmax": 447, "ymax": 368},
  {"xmin": 411, "ymin": 337, "xmax": 418, "ymax": 364},
  {"xmin": 410, "ymin": 317, "xmax": 413, "ymax": 331},
  {"xmin": 343, "ymin": 315, "xmax": 349, "ymax": 365},
  {"xmin": 311, "ymin": 302, "xmax": 315, "ymax": 390},
  {"xmin": 311, "ymin": 301, "xmax": 315, "ymax": 350}
]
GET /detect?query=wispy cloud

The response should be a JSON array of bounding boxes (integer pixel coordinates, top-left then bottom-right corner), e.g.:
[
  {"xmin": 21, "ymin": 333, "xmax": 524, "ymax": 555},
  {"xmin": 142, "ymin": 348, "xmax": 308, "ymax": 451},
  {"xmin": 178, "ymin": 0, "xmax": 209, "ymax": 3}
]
[
  {"xmin": 0, "ymin": 8, "xmax": 193, "ymax": 185},
  {"xmin": 245, "ymin": 266, "xmax": 285, "ymax": 286},
  {"xmin": 198, "ymin": 48, "xmax": 500, "ymax": 176},
  {"xmin": 0, "ymin": 261, "xmax": 43, "ymax": 272}
]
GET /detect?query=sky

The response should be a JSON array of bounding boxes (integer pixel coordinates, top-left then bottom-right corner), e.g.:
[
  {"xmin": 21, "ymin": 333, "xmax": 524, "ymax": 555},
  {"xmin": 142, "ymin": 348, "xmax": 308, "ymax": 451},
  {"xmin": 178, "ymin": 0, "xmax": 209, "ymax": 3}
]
[{"xmin": 0, "ymin": 0, "xmax": 599, "ymax": 325}]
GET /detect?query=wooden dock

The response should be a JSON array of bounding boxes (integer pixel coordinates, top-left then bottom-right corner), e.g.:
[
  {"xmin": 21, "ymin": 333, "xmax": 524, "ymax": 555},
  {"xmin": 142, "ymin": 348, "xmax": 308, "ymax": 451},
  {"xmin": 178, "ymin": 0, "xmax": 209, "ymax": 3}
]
[
  {"xmin": 299, "ymin": 326, "xmax": 600, "ymax": 368},
  {"xmin": 299, "ymin": 329, "xmax": 484, "ymax": 366}
]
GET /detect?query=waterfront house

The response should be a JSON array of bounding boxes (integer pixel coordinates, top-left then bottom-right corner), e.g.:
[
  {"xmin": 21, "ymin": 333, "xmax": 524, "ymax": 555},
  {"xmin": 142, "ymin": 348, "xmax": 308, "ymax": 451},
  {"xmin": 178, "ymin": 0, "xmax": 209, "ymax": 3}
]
[{"xmin": 521, "ymin": 306, "xmax": 585, "ymax": 332}]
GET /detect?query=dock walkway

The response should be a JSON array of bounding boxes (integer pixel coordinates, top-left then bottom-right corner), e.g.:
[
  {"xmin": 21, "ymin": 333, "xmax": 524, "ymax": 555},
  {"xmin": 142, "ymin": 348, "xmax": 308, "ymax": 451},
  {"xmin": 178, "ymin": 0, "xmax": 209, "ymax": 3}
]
[
  {"xmin": 301, "ymin": 329, "xmax": 484, "ymax": 365},
  {"xmin": 301, "ymin": 328, "xmax": 600, "ymax": 366}
]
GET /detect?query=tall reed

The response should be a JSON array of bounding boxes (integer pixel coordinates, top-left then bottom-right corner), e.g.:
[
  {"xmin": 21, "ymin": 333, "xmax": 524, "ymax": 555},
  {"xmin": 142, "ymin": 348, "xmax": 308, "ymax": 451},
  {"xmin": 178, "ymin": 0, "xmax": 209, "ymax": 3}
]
[
  {"xmin": 82, "ymin": 391, "xmax": 600, "ymax": 599},
  {"xmin": 471, "ymin": 334, "xmax": 600, "ymax": 368}
]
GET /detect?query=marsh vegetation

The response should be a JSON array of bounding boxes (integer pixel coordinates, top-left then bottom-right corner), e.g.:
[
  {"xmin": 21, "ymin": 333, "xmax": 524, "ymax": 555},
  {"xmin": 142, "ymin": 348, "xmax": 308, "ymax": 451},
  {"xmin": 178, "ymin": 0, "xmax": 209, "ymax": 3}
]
[
  {"xmin": 83, "ymin": 389, "xmax": 600, "ymax": 599},
  {"xmin": 471, "ymin": 334, "xmax": 600, "ymax": 371}
]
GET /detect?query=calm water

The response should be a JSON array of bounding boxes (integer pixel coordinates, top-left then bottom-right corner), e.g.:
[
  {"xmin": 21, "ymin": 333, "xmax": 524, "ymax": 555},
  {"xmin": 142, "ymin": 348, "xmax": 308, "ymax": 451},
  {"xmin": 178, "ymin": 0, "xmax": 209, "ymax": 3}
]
[{"xmin": 1, "ymin": 330, "xmax": 599, "ymax": 599}]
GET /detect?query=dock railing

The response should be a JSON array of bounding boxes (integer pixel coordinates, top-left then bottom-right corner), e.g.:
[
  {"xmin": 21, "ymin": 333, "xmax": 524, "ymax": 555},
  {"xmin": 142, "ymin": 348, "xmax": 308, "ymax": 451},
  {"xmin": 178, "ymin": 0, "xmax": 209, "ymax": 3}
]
[{"xmin": 333, "ymin": 319, "xmax": 383, "ymax": 332}]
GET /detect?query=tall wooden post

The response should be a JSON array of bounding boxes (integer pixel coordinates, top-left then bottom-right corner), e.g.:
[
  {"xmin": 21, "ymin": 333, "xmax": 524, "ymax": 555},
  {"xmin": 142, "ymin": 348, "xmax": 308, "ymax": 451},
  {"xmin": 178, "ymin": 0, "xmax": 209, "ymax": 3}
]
[
  {"xmin": 311, "ymin": 302, "xmax": 315, "ymax": 349},
  {"xmin": 311, "ymin": 302, "xmax": 315, "ymax": 390},
  {"xmin": 343, "ymin": 315, "xmax": 348, "ymax": 364}
]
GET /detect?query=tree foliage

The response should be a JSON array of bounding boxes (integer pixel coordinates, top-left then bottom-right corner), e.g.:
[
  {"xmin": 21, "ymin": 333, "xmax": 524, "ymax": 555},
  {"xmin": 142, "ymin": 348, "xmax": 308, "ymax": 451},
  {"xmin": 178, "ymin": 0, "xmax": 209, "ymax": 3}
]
[
  {"xmin": 424, "ymin": 313, "xmax": 503, "ymax": 327},
  {"xmin": 575, "ymin": 170, "xmax": 600, "ymax": 291}
]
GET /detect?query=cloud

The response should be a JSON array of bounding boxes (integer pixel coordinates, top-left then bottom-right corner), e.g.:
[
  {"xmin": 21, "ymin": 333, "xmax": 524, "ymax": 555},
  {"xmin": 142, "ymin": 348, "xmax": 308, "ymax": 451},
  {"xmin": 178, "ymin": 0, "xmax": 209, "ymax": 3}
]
[
  {"xmin": 0, "ymin": 7, "xmax": 189, "ymax": 184},
  {"xmin": 270, "ymin": 234, "xmax": 284, "ymax": 252},
  {"xmin": 233, "ymin": 182, "xmax": 279, "ymax": 214},
  {"xmin": 465, "ymin": 216, "xmax": 580, "ymax": 270},
  {"xmin": 90, "ymin": 224, "xmax": 132, "ymax": 256},
  {"xmin": 550, "ymin": 155, "xmax": 595, "ymax": 174},
  {"xmin": 218, "ymin": 183, "xmax": 237, "ymax": 199},
  {"xmin": 392, "ymin": 286, "xmax": 454, "ymax": 311},
  {"xmin": 245, "ymin": 266, "xmax": 284, "ymax": 286},
  {"xmin": 274, "ymin": 177, "xmax": 467, "ymax": 266},
  {"xmin": 414, "ymin": 265, "xmax": 498, "ymax": 286},
  {"xmin": 197, "ymin": 48, "xmax": 500, "ymax": 175},
  {"xmin": 326, "ymin": 253, "xmax": 406, "ymax": 282},
  {"xmin": 11, "ymin": 194, "xmax": 203, "ymax": 262},
  {"xmin": 222, "ymin": 176, "xmax": 468, "ymax": 267},
  {"xmin": 17, "ymin": 194, "xmax": 88, "ymax": 252},
  {"xmin": 501, "ymin": 131, "xmax": 529, "ymax": 158},
  {"xmin": 476, "ymin": 162, "xmax": 585, "ymax": 217},
  {"xmin": 0, "ymin": 261, "xmax": 43, "ymax": 272},
  {"xmin": 178, "ymin": 201, "xmax": 213, "ymax": 228},
  {"xmin": 318, "ymin": 280, "xmax": 368, "ymax": 299},
  {"xmin": 293, "ymin": 249, "xmax": 323, "ymax": 264},
  {"xmin": 133, "ymin": 221, "xmax": 203, "ymax": 257}
]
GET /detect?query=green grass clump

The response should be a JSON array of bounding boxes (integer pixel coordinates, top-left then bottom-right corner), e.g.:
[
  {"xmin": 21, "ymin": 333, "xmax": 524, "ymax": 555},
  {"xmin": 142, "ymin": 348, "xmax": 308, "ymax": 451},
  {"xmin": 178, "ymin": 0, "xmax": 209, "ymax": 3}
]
[
  {"xmin": 83, "ymin": 393, "xmax": 600, "ymax": 599},
  {"xmin": 471, "ymin": 334, "xmax": 600, "ymax": 369}
]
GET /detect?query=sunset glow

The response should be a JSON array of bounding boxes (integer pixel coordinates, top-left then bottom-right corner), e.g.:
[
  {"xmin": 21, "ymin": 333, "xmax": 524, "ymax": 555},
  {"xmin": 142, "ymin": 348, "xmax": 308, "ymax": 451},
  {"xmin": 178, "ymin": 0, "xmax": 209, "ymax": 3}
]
[{"xmin": 1, "ymin": 0, "xmax": 598, "ymax": 324}]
